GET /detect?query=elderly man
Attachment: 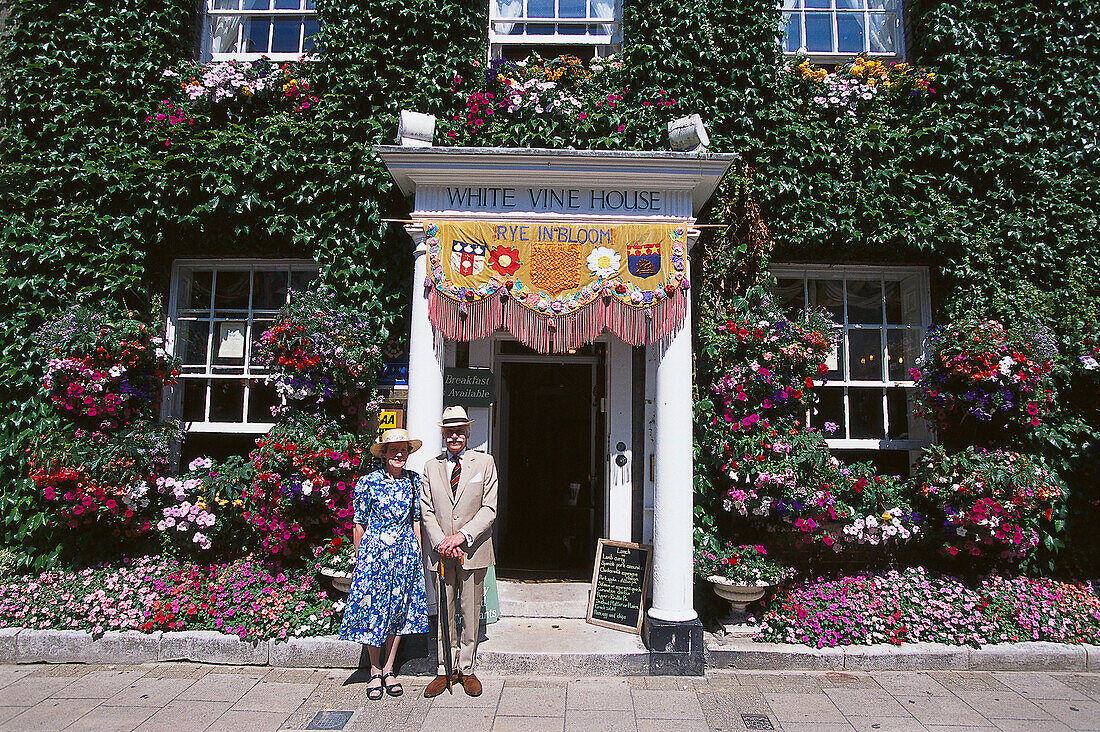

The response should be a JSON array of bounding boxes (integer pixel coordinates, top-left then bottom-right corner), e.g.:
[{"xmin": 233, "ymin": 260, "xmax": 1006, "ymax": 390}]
[{"xmin": 420, "ymin": 405, "xmax": 498, "ymax": 698}]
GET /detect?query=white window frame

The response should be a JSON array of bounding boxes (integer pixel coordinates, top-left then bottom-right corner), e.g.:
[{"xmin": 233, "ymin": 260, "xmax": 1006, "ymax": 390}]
[
  {"xmin": 780, "ymin": 0, "xmax": 905, "ymax": 63},
  {"xmin": 770, "ymin": 264, "xmax": 931, "ymax": 457},
  {"xmin": 489, "ymin": 0, "xmax": 622, "ymax": 59},
  {"xmin": 203, "ymin": 0, "xmax": 319, "ymax": 62},
  {"xmin": 165, "ymin": 259, "xmax": 318, "ymax": 434}
]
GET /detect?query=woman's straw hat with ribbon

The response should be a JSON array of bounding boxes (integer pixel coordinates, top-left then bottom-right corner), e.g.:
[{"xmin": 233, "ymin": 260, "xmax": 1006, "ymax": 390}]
[{"xmin": 370, "ymin": 428, "xmax": 423, "ymax": 458}]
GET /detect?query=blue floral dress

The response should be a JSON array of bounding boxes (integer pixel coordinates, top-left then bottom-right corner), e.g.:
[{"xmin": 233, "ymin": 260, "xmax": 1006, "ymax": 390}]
[{"xmin": 339, "ymin": 469, "xmax": 429, "ymax": 645}]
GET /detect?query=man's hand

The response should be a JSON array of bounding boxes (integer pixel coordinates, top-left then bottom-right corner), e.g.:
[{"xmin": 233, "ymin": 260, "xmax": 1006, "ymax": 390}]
[{"xmin": 436, "ymin": 533, "xmax": 467, "ymax": 559}]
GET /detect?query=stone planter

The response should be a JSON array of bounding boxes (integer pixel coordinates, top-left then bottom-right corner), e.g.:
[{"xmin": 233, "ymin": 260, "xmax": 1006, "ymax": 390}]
[
  {"xmin": 319, "ymin": 567, "xmax": 353, "ymax": 594},
  {"xmin": 707, "ymin": 576, "xmax": 767, "ymax": 613}
]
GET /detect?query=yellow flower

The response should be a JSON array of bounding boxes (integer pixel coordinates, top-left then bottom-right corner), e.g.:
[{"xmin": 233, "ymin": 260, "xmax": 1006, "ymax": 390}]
[{"xmin": 882, "ymin": 511, "xmax": 893, "ymax": 521}]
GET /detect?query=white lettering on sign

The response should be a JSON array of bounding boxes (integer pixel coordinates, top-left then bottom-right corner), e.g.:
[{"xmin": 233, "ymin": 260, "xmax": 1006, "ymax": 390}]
[{"xmin": 442, "ymin": 186, "xmax": 664, "ymax": 214}]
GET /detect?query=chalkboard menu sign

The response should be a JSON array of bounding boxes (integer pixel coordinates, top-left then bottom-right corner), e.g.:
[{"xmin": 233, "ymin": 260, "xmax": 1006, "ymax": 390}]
[{"xmin": 586, "ymin": 539, "xmax": 652, "ymax": 634}]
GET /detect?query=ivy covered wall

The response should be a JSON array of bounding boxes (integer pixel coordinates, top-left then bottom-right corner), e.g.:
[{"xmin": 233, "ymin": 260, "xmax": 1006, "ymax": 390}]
[{"xmin": 1, "ymin": 0, "xmax": 1098, "ymax": 569}]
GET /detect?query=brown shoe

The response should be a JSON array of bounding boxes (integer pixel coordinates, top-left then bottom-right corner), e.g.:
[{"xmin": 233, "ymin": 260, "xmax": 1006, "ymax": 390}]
[
  {"xmin": 423, "ymin": 673, "xmax": 459, "ymax": 698},
  {"xmin": 460, "ymin": 673, "xmax": 483, "ymax": 697}
]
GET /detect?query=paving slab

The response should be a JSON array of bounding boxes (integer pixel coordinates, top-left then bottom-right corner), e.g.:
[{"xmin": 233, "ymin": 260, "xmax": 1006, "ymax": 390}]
[
  {"xmin": 823, "ymin": 686, "xmax": 913, "ymax": 716},
  {"xmin": 0, "ymin": 675, "xmax": 77, "ymax": 706},
  {"xmin": 0, "ymin": 709, "xmax": 27, "ymax": 727},
  {"xmin": 52, "ymin": 666, "xmax": 149, "ymax": 698},
  {"xmin": 847, "ymin": 717, "xmax": 925, "ymax": 732},
  {"xmin": 874, "ymin": 670, "xmax": 953, "ymax": 696},
  {"xmin": 567, "ymin": 678, "xmax": 633, "ymax": 710},
  {"xmin": 420, "ymin": 706, "xmax": 496, "ymax": 732},
  {"xmin": 100, "ymin": 676, "xmax": 197, "ymax": 708},
  {"xmin": 65, "ymin": 704, "xmax": 160, "ymax": 732},
  {"xmin": 894, "ymin": 692, "xmax": 993, "ymax": 727},
  {"xmin": 1032, "ymin": 696, "xmax": 1100, "ymax": 729},
  {"xmin": 496, "ymin": 686, "xmax": 565, "ymax": 716},
  {"xmin": 231, "ymin": 680, "xmax": 317, "ymax": 712},
  {"xmin": 631, "ymin": 688, "xmax": 705, "ymax": 720},
  {"xmin": 562, "ymin": 709, "xmax": 638, "ymax": 732},
  {"xmin": 175, "ymin": 669, "xmax": 264, "ymax": 702},
  {"xmin": 206, "ymin": 708, "xmax": 290, "ymax": 731},
  {"xmin": 0, "ymin": 697, "xmax": 100, "ymax": 731},
  {"xmin": 779, "ymin": 723, "xmax": 856, "ymax": 732},
  {"xmin": 635, "ymin": 720, "xmax": 712, "ymax": 732},
  {"xmin": 491, "ymin": 715, "xmax": 566, "ymax": 732},
  {"xmin": 134, "ymin": 699, "xmax": 232, "ymax": 731},
  {"xmin": 992, "ymin": 719, "xmax": 1075, "ymax": 732},
  {"xmin": 992, "ymin": 672, "xmax": 1090, "ymax": 701},
  {"xmin": 0, "ymin": 664, "xmax": 35, "ymax": 690},
  {"xmin": 953, "ymin": 689, "xmax": 1055, "ymax": 720},
  {"xmin": 763, "ymin": 691, "xmax": 847, "ymax": 724}
]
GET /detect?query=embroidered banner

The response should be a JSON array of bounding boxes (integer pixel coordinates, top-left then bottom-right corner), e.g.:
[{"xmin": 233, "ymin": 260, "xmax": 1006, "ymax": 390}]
[{"xmin": 423, "ymin": 220, "xmax": 690, "ymax": 353}]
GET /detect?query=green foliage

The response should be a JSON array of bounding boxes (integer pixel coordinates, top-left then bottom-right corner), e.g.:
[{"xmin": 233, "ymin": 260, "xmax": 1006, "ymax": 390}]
[{"xmin": 2, "ymin": 0, "xmax": 1099, "ymax": 575}]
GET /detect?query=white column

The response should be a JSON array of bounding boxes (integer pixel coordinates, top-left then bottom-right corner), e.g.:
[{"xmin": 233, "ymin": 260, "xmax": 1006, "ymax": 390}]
[
  {"xmin": 648, "ymin": 262, "xmax": 697, "ymax": 624},
  {"xmin": 404, "ymin": 224, "xmax": 444, "ymax": 473}
]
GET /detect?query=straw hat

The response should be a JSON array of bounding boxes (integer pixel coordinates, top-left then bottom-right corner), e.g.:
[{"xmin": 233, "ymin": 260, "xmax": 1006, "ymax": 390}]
[
  {"xmin": 438, "ymin": 405, "xmax": 475, "ymax": 427},
  {"xmin": 370, "ymin": 428, "xmax": 423, "ymax": 458}
]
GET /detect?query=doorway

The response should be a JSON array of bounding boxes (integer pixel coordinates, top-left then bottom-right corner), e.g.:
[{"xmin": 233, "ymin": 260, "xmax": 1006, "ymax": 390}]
[{"xmin": 495, "ymin": 345, "xmax": 605, "ymax": 579}]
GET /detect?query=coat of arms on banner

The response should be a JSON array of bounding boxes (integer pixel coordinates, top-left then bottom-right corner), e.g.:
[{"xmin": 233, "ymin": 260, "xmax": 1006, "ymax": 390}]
[
  {"xmin": 627, "ymin": 242, "xmax": 661, "ymax": 278},
  {"xmin": 451, "ymin": 240, "xmax": 486, "ymax": 277}
]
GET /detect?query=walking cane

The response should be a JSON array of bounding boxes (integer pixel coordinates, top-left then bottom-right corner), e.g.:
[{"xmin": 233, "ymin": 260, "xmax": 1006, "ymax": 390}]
[{"xmin": 438, "ymin": 559, "xmax": 454, "ymax": 694}]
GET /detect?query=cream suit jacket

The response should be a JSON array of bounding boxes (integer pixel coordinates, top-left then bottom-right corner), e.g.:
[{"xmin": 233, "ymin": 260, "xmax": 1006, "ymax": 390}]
[{"xmin": 420, "ymin": 450, "xmax": 498, "ymax": 571}]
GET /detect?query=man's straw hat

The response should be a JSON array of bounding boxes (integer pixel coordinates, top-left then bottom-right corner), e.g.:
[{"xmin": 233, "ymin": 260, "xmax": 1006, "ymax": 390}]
[{"xmin": 438, "ymin": 405, "xmax": 475, "ymax": 427}]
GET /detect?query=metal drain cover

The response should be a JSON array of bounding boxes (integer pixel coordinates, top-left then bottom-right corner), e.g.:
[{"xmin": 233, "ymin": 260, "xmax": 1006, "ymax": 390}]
[
  {"xmin": 306, "ymin": 710, "xmax": 355, "ymax": 730},
  {"xmin": 741, "ymin": 713, "xmax": 775, "ymax": 730}
]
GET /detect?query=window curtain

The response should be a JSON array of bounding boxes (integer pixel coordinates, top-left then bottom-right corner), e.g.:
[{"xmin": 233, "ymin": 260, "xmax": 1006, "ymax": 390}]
[
  {"xmin": 593, "ymin": 0, "xmax": 614, "ymax": 36},
  {"xmin": 494, "ymin": 0, "xmax": 523, "ymax": 35},
  {"xmin": 210, "ymin": 16, "xmax": 242, "ymax": 53}
]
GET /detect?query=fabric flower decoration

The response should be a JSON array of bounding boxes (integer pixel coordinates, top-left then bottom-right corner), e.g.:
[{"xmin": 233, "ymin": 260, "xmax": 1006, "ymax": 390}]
[
  {"xmin": 487, "ymin": 245, "xmax": 521, "ymax": 277},
  {"xmin": 586, "ymin": 246, "xmax": 621, "ymax": 278}
]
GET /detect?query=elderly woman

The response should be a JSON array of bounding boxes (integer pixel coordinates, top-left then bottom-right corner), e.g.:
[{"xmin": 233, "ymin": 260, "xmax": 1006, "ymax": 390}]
[{"xmin": 339, "ymin": 428, "xmax": 429, "ymax": 701}]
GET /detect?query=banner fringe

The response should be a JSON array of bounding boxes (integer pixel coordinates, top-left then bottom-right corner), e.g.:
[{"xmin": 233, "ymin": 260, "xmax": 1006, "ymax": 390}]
[{"xmin": 427, "ymin": 287, "xmax": 688, "ymax": 353}]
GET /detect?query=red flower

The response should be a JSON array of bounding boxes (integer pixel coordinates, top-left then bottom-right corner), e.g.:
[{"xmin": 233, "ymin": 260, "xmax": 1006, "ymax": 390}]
[{"xmin": 487, "ymin": 246, "xmax": 521, "ymax": 277}]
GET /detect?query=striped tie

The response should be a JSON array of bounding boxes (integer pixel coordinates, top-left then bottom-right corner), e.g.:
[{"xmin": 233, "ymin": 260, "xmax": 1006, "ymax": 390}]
[{"xmin": 450, "ymin": 458, "xmax": 461, "ymax": 496}]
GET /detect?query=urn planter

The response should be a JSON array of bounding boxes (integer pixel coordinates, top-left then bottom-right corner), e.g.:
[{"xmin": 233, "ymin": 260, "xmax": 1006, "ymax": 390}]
[
  {"xmin": 707, "ymin": 576, "xmax": 767, "ymax": 613},
  {"xmin": 319, "ymin": 567, "xmax": 352, "ymax": 594}
]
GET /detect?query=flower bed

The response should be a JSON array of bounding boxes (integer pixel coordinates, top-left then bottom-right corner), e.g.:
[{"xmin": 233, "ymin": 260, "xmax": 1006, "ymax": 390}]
[
  {"xmin": 0, "ymin": 556, "xmax": 339, "ymax": 642},
  {"xmin": 755, "ymin": 567, "xmax": 1100, "ymax": 648}
]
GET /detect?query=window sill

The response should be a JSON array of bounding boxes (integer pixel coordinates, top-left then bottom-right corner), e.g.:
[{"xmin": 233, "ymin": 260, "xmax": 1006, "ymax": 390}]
[{"xmin": 184, "ymin": 422, "xmax": 274, "ymax": 434}]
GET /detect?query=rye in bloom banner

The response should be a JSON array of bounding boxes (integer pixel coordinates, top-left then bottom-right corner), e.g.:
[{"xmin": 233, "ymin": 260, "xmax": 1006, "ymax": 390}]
[{"xmin": 423, "ymin": 220, "xmax": 690, "ymax": 353}]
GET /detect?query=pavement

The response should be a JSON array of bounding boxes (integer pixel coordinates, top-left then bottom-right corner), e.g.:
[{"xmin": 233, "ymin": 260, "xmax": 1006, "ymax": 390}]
[{"xmin": 1, "ymin": 663, "xmax": 1099, "ymax": 731}]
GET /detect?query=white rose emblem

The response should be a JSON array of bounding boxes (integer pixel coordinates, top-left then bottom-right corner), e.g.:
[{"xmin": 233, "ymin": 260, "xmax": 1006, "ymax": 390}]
[{"xmin": 586, "ymin": 246, "xmax": 621, "ymax": 278}]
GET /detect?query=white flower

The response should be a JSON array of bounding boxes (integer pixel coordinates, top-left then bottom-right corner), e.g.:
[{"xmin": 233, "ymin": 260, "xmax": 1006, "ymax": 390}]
[
  {"xmin": 586, "ymin": 247, "xmax": 621, "ymax": 278},
  {"xmin": 998, "ymin": 355, "xmax": 1016, "ymax": 376},
  {"xmin": 301, "ymin": 480, "xmax": 314, "ymax": 496},
  {"xmin": 1082, "ymin": 355, "xmax": 1099, "ymax": 371}
]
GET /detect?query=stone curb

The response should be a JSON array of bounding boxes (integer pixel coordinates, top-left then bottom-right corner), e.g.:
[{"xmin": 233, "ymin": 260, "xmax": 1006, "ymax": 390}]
[
  {"xmin": 2, "ymin": 627, "xmax": 1097, "ymax": 672},
  {"xmin": 706, "ymin": 637, "xmax": 1092, "ymax": 672}
]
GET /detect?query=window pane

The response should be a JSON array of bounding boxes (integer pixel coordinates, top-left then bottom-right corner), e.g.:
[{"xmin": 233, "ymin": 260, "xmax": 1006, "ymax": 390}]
[
  {"xmin": 528, "ymin": 0, "xmax": 554, "ymax": 17},
  {"xmin": 824, "ymin": 328, "xmax": 844, "ymax": 380},
  {"xmin": 214, "ymin": 270, "xmax": 250, "ymax": 310},
  {"xmin": 177, "ymin": 320, "xmax": 211, "ymax": 366},
  {"xmin": 849, "ymin": 388, "xmax": 885, "ymax": 439},
  {"xmin": 302, "ymin": 18, "xmax": 319, "ymax": 49},
  {"xmin": 837, "ymin": 12, "xmax": 865, "ymax": 53},
  {"xmin": 182, "ymin": 380, "xmax": 207, "ymax": 422},
  {"xmin": 290, "ymin": 269, "xmax": 316, "ymax": 293},
  {"xmin": 885, "ymin": 275, "xmax": 924, "ymax": 324},
  {"xmin": 807, "ymin": 279, "xmax": 844, "ymax": 322},
  {"xmin": 254, "ymin": 270, "xmax": 289, "ymax": 310},
  {"xmin": 805, "ymin": 12, "xmax": 833, "ymax": 52},
  {"xmin": 271, "ymin": 18, "xmax": 300, "ymax": 52},
  {"xmin": 775, "ymin": 278, "xmax": 804, "ymax": 315},
  {"xmin": 274, "ymin": 0, "xmax": 300, "ymax": 8},
  {"xmin": 886, "ymin": 388, "xmax": 910, "ymax": 440},
  {"xmin": 868, "ymin": 10, "xmax": 897, "ymax": 53},
  {"xmin": 837, "ymin": 0, "xmax": 865, "ymax": 7},
  {"xmin": 846, "ymin": 279, "xmax": 883, "ymax": 324},
  {"xmin": 249, "ymin": 320, "xmax": 273, "ymax": 370},
  {"xmin": 848, "ymin": 329, "xmax": 883, "ymax": 381},
  {"xmin": 782, "ymin": 12, "xmax": 801, "ymax": 52},
  {"xmin": 243, "ymin": 16, "xmax": 270, "ymax": 53},
  {"xmin": 213, "ymin": 0, "xmax": 239, "ymax": 8},
  {"xmin": 248, "ymin": 379, "xmax": 279, "ymax": 422},
  {"xmin": 805, "ymin": 0, "xmax": 830, "ymax": 7},
  {"xmin": 181, "ymin": 270, "xmax": 213, "ymax": 311},
  {"xmin": 813, "ymin": 387, "xmax": 845, "ymax": 437},
  {"xmin": 244, "ymin": 0, "xmax": 270, "ymax": 9},
  {"xmin": 213, "ymin": 321, "xmax": 247, "ymax": 368},
  {"xmin": 559, "ymin": 0, "xmax": 586, "ymax": 17},
  {"xmin": 886, "ymin": 329, "xmax": 921, "ymax": 381},
  {"xmin": 210, "ymin": 380, "xmax": 245, "ymax": 422}
]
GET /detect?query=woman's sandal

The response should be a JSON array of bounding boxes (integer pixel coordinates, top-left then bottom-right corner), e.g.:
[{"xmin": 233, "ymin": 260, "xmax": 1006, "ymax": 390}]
[
  {"xmin": 366, "ymin": 673, "xmax": 384, "ymax": 701},
  {"xmin": 382, "ymin": 671, "xmax": 403, "ymax": 697}
]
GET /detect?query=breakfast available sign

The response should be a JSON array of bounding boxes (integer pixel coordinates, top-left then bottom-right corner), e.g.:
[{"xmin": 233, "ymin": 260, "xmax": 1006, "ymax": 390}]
[{"xmin": 424, "ymin": 220, "xmax": 690, "ymax": 353}]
